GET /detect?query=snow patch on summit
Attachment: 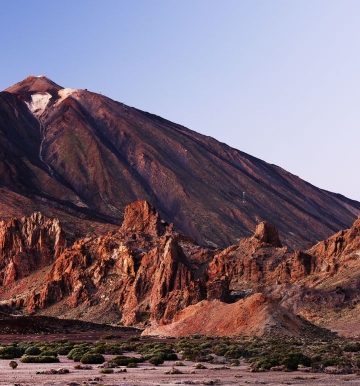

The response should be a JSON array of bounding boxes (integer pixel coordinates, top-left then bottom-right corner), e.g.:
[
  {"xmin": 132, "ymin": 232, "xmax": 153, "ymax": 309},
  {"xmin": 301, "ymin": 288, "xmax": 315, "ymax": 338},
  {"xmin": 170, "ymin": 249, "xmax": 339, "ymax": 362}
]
[
  {"xmin": 25, "ymin": 92, "xmax": 52, "ymax": 117},
  {"xmin": 56, "ymin": 88, "xmax": 77, "ymax": 104}
]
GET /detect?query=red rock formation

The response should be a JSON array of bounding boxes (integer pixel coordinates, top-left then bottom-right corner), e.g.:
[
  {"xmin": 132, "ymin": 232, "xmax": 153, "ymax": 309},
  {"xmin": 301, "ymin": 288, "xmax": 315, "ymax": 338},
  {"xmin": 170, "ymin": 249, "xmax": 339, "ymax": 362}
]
[
  {"xmin": 18, "ymin": 202, "xmax": 208, "ymax": 325},
  {"xmin": 0, "ymin": 212, "xmax": 65, "ymax": 286},
  {"xmin": 142, "ymin": 293, "xmax": 304, "ymax": 337},
  {"xmin": 252, "ymin": 221, "xmax": 283, "ymax": 248},
  {"xmin": 120, "ymin": 201, "xmax": 173, "ymax": 237},
  {"xmin": 308, "ymin": 215, "xmax": 360, "ymax": 261},
  {"xmin": 2, "ymin": 203, "xmax": 360, "ymax": 338}
]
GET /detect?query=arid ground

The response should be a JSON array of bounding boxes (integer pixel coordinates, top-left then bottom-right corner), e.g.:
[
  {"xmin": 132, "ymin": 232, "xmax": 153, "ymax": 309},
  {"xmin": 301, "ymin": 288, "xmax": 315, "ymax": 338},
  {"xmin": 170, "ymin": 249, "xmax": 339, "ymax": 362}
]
[
  {"xmin": 1, "ymin": 354, "xmax": 360, "ymax": 386},
  {"xmin": 1, "ymin": 332, "xmax": 360, "ymax": 386}
]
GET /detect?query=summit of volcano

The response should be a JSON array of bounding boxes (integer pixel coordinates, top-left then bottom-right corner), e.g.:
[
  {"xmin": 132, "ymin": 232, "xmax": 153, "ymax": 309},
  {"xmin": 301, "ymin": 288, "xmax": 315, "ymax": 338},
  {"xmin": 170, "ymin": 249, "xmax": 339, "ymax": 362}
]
[{"xmin": 1, "ymin": 75, "xmax": 359, "ymax": 249}]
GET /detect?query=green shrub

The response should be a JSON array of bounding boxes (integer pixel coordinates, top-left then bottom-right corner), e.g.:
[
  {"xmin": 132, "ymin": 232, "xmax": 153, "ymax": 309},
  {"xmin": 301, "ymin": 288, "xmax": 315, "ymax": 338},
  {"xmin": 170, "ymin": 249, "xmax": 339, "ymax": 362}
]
[
  {"xmin": 40, "ymin": 350, "xmax": 58, "ymax": 357},
  {"xmin": 196, "ymin": 355, "xmax": 214, "ymax": 362},
  {"xmin": 25, "ymin": 346, "xmax": 41, "ymax": 356},
  {"xmin": 56, "ymin": 345, "xmax": 73, "ymax": 355},
  {"xmin": 80, "ymin": 353, "xmax": 105, "ymax": 364},
  {"xmin": 109, "ymin": 355, "xmax": 143, "ymax": 366},
  {"xmin": 20, "ymin": 356, "xmax": 60, "ymax": 363},
  {"xmin": 180, "ymin": 347, "xmax": 202, "ymax": 361},
  {"xmin": 148, "ymin": 356, "xmax": 164, "ymax": 366},
  {"xmin": 344, "ymin": 343, "xmax": 360, "ymax": 352},
  {"xmin": 281, "ymin": 353, "xmax": 311, "ymax": 371},
  {"xmin": 0, "ymin": 346, "xmax": 24, "ymax": 359},
  {"xmin": 213, "ymin": 345, "xmax": 228, "ymax": 356},
  {"xmin": 127, "ymin": 362, "xmax": 137, "ymax": 368},
  {"xmin": 165, "ymin": 352, "xmax": 178, "ymax": 360},
  {"xmin": 322, "ymin": 356, "xmax": 350, "ymax": 367},
  {"xmin": 100, "ymin": 368, "xmax": 114, "ymax": 374},
  {"xmin": 258, "ymin": 356, "xmax": 280, "ymax": 370},
  {"xmin": 67, "ymin": 347, "xmax": 89, "ymax": 362},
  {"xmin": 127, "ymin": 336, "xmax": 140, "ymax": 342},
  {"xmin": 92, "ymin": 346, "xmax": 106, "ymax": 354},
  {"xmin": 225, "ymin": 349, "xmax": 242, "ymax": 359},
  {"xmin": 144, "ymin": 350, "xmax": 177, "ymax": 361},
  {"xmin": 199, "ymin": 342, "xmax": 212, "ymax": 349},
  {"xmin": 104, "ymin": 343, "xmax": 123, "ymax": 355}
]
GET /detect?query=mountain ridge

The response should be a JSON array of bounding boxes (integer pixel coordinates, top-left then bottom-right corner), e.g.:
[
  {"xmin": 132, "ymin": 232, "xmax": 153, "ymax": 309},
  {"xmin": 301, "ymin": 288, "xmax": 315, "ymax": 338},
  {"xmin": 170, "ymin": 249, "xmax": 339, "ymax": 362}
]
[{"xmin": 0, "ymin": 75, "xmax": 359, "ymax": 250}]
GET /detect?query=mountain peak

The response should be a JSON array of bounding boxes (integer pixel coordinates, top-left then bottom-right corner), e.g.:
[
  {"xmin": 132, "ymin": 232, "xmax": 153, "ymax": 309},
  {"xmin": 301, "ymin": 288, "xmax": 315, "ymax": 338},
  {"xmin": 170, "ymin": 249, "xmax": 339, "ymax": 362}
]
[
  {"xmin": 0, "ymin": 76, "xmax": 359, "ymax": 250},
  {"xmin": 5, "ymin": 75, "xmax": 63, "ymax": 95}
]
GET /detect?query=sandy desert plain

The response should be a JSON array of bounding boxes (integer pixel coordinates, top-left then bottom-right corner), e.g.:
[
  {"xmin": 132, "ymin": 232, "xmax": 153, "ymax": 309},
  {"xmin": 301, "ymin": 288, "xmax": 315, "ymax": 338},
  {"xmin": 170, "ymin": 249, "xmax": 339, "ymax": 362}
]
[{"xmin": 2, "ymin": 356, "xmax": 360, "ymax": 386}]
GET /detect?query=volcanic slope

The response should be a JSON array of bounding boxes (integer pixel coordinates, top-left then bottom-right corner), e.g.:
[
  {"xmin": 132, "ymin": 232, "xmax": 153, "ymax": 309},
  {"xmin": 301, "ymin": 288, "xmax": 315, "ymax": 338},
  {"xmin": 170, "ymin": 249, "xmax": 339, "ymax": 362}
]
[{"xmin": 1, "ymin": 75, "xmax": 359, "ymax": 249}]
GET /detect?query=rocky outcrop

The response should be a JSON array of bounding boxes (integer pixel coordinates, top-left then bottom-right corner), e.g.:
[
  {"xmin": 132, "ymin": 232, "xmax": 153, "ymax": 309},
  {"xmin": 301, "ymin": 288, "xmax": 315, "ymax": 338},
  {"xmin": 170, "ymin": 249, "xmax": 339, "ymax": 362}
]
[
  {"xmin": 252, "ymin": 221, "xmax": 283, "ymax": 248},
  {"xmin": 120, "ymin": 201, "xmax": 173, "ymax": 237},
  {"xmin": 142, "ymin": 293, "xmax": 305, "ymax": 337},
  {"xmin": 307, "ymin": 215, "xmax": 360, "ymax": 261},
  {"xmin": 11, "ymin": 207, "xmax": 334, "ymax": 332},
  {"xmin": 2, "ymin": 203, "xmax": 360, "ymax": 338},
  {"xmin": 206, "ymin": 223, "xmax": 311, "ymax": 293},
  {"xmin": 20, "ymin": 202, "xmax": 208, "ymax": 324},
  {"xmin": 0, "ymin": 212, "xmax": 65, "ymax": 286}
]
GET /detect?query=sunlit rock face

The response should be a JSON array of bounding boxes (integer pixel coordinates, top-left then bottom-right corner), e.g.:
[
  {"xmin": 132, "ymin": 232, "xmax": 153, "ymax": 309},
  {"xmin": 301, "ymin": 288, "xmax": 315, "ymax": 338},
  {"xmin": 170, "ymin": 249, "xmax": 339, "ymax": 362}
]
[
  {"xmin": 0, "ymin": 212, "xmax": 65, "ymax": 286},
  {"xmin": 1, "ymin": 203, "xmax": 360, "ymax": 338}
]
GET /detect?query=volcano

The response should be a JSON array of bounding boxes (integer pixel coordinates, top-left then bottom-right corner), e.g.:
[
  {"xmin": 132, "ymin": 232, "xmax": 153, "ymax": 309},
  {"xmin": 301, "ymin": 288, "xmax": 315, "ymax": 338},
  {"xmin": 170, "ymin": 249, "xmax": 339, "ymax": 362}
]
[{"xmin": 1, "ymin": 75, "xmax": 359, "ymax": 249}]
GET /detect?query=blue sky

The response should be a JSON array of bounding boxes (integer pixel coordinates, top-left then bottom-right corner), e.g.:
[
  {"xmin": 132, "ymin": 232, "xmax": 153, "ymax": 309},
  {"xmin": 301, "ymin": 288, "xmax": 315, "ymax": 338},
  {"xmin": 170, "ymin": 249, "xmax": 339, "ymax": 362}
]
[{"xmin": 1, "ymin": 0, "xmax": 359, "ymax": 201}]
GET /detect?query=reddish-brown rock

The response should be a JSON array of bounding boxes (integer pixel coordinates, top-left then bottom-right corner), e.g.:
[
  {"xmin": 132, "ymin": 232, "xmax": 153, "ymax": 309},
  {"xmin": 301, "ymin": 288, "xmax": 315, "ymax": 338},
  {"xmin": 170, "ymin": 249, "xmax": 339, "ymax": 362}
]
[
  {"xmin": 15, "ymin": 202, "xmax": 209, "ymax": 326},
  {"xmin": 142, "ymin": 293, "xmax": 304, "ymax": 337},
  {"xmin": 120, "ymin": 201, "xmax": 173, "ymax": 237},
  {"xmin": 2, "ymin": 203, "xmax": 360, "ymax": 338},
  {"xmin": 252, "ymin": 221, "xmax": 283, "ymax": 248},
  {"xmin": 0, "ymin": 212, "xmax": 65, "ymax": 286}
]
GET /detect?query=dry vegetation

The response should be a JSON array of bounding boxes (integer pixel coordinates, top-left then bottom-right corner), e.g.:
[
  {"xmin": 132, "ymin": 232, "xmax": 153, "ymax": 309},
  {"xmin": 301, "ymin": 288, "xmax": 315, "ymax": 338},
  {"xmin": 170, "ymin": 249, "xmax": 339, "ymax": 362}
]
[{"xmin": 1, "ymin": 333, "xmax": 360, "ymax": 385}]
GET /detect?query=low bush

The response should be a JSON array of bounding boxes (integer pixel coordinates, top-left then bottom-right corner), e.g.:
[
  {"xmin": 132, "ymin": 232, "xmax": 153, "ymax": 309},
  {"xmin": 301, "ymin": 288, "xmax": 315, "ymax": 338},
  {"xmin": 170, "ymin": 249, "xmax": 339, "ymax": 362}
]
[
  {"xmin": 144, "ymin": 350, "xmax": 177, "ymax": 361},
  {"xmin": 67, "ymin": 347, "xmax": 89, "ymax": 362},
  {"xmin": 104, "ymin": 343, "xmax": 123, "ymax": 355},
  {"xmin": 213, "ymin": 344, "xmax": 228, "ymax": 356},
  {"xmin": 40, "ymin": 350, "xmax": 58, "ymax": 357},
  {"xmin": 321, "ymin": 356, "xmax": 350, "ymax": 367},
  {"xmin": 281, "ymin": 353, "xmax": 311, "ymax": 371},
  {"xmin": 25, "ymin": 346, "xmax": 41, "ymax": 356},
  {"xmin": 56, "ymin": 346, "xmax": 73, "ymax": 355},
  {"xmin": 74, "ymin": 364, "xmax": 92, "ymax": 370},
  {"xmin": 344, "ymin": 343, "xmax": 360, "ymax": 352},
  {"xmin": 80, "ymin": 353, "xmax": 105, "ymax": 364},
  {"xmin": 148, "ymin": 356, "xmax": 164, "ymax": 366},
  {"xmin": 9, "ymin": 360, "xmax": 18, "ymax": 369},
  {"xmin": 109, "ymin": 355, "xmax": 143, "ymax": 366},
  {"xmin": 92, "ymin": 346, "xmax": 106, "ymax": 354},
  {"xmin": 0, "ymin": 346, "xmax": 24, "ymax": 359},
  {"xmin": 225, "ymin": 348, "xmax": 243, "ymax": 359},
  {"xmin": 127, "ymin": 336, "xmax": 140, "ymax": 342},
  {"xmin": 20, "ymin": 356, "xmax": 60, "ymax": 363},
  {"xmin": 99, "ymin": 368, "xmax": 114, "ymax": 374}
]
